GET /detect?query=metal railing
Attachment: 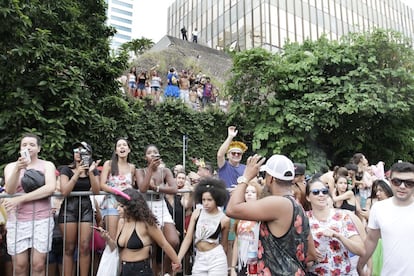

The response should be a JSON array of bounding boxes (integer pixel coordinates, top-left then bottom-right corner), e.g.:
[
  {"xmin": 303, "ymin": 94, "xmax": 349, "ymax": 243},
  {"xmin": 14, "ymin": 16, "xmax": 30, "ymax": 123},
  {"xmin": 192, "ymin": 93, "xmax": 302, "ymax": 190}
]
[{"xmin": 0, "ymin": 189, "xmax": 193, "ymax": 276}]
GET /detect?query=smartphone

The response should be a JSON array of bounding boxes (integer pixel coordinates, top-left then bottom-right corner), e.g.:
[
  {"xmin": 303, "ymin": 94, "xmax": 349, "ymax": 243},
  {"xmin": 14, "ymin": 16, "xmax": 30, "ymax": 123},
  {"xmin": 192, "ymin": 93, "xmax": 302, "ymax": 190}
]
[
  {"xmin": 20, "ymin": 148, "xmax": 31, "ymax": 163},
  {"xmin": 80, "ymin": 149, "xmax": 91, "ymax": 167}
]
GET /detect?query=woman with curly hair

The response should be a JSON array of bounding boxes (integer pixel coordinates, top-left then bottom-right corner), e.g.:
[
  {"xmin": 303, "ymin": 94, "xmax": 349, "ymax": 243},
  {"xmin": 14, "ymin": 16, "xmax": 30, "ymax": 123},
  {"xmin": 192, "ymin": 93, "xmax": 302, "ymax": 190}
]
[
  {"xmin": 99, "ymin": 188, "xmax": 181, "ymax": 276},
  {"xmin": 177, "ymin": 177, "xmax": 230, "ymax": 275}
]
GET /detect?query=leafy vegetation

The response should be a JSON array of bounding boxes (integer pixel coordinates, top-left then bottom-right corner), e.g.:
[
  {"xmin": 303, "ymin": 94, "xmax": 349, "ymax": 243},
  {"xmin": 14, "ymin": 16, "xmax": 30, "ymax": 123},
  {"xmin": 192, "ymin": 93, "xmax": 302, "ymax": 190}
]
[
  {"xmin": 226, "ymin": 29, "xmax": 414, "ymax": 171},
  {"xmin": 1, "ymin": 1, "xmax": 413, "ymax": 175}
]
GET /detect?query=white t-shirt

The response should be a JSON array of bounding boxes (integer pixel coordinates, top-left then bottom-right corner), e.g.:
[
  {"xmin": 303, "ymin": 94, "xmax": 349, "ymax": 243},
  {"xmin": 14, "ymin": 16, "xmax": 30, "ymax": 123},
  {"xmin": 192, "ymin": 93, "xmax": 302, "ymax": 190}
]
[{"xmin": 368, "ymin": 198, "xmax": 414, "ymax": 275}]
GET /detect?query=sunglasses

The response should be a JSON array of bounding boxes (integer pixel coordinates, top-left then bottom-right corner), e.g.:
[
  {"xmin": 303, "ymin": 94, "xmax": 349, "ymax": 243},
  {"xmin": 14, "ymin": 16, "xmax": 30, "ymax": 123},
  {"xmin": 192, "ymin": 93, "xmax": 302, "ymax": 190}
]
[
  {"xmin": 390, "ymin": 178, "xmax": 414, "ymax": 188},
  {"xmin": 230, "ymin": 152, "xmax": 242, "ymax": 156},
  {"xmin": 73, "ymin": 148, "xmax": 80, "ymax": 153},
  {"xmin": 310, "ymin": 188, "xmax": 329, "ymax": 196}
]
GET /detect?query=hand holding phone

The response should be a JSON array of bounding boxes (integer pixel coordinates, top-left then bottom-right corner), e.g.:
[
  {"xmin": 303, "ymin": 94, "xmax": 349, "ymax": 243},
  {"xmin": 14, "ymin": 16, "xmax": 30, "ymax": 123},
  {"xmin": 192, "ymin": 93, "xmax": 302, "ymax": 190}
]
[
  {"xmin": 20, "ymin": 148, "xmax": 31, "ymax": 163},
  {"xmin": 91, "ymin": 226, "xmax": 104, "ymax": 232}
]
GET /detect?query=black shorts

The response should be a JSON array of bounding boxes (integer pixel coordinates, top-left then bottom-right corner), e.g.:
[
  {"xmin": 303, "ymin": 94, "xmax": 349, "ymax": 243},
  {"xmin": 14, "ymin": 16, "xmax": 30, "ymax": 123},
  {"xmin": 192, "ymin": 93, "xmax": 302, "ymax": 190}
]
[
  {"xmin": 58, "ymin": 196, "xmax": 93, "ymax": 223},
  {"xmin": 121, "ymin": 259, "xmax": 152, "ymax": 276}
]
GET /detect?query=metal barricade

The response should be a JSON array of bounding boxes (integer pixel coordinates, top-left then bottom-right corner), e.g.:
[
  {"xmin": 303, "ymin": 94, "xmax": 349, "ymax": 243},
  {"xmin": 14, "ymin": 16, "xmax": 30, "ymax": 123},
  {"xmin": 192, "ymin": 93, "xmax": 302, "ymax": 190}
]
[{"xmin": 0, "ymin": 188, "xmax": 194, "ymax": 276}]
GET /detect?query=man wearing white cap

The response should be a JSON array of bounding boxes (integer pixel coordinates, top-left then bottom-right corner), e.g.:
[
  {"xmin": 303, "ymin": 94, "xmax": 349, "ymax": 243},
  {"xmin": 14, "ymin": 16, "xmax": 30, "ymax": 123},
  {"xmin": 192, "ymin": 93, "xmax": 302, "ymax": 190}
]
[
  {"xmin": 226, "ymin": 154, "xmax": 316, "ymax": 275},
  {"xmin": 217, "ymin": 126, "xmax": 247, "ymax": 189}
]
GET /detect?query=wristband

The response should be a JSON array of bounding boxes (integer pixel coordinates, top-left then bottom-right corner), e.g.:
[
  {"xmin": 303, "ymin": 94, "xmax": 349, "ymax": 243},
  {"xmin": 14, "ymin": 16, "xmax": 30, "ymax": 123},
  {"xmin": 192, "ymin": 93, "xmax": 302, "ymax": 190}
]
[{"xmin": 156, "ymin": 186, "xmax": 160, "ymax": 193}]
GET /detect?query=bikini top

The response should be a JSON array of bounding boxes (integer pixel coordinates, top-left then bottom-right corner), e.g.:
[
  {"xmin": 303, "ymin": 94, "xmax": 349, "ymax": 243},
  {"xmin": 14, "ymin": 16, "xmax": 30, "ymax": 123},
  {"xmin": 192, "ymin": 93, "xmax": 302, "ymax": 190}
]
[
  {"xmin": 339, "ymin": 199, "xmax": 356, "ymax": 213},
  {"xmin": 117, "ymin": 222, "xmax": 145, "ymax": 250}
]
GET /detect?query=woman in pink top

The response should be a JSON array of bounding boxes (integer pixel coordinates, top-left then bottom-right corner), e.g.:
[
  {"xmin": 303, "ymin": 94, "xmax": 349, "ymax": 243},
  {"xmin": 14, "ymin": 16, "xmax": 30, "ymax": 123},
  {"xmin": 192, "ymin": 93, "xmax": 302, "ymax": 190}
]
[{"xmin": 100, "ymin": 138, "xmax": 137, "ymax": 240}]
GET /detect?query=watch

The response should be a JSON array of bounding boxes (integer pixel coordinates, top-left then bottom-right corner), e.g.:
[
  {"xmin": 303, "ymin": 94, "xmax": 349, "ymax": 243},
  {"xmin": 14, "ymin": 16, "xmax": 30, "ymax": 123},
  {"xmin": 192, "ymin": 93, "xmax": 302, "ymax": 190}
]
[{"xmin": 237, "ymin": 176, "xmax": 248, "ymax": 184}]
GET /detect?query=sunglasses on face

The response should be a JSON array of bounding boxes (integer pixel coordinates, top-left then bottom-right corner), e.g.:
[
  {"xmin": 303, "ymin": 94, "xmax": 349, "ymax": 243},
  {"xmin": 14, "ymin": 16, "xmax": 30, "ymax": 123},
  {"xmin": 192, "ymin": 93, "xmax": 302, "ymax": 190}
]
[
  {"xmin": 230, "ymin": 152, "xmax": 242, "ymax": 156},
  {"xmin": 390, "ymin": 178, "xmax": 414, "ymax": 188},
  {"xmin": 310, "ymin": 188, "xmax": 329, "ymax": 196}
]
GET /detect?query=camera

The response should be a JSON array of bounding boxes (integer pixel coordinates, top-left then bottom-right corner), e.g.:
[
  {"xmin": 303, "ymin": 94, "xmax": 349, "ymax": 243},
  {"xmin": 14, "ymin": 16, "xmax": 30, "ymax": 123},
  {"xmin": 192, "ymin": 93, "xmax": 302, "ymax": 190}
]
[{"xmin": 80, "ymin": 149, "xmax": 91, "ymax": 167}]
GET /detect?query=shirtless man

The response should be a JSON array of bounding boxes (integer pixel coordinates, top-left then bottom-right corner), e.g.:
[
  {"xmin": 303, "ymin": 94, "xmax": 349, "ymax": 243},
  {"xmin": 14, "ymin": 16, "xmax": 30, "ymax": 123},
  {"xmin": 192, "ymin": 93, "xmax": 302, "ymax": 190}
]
[{"xmin": 179, "ymin": 71, "xmax": 191, "ymax": 105}]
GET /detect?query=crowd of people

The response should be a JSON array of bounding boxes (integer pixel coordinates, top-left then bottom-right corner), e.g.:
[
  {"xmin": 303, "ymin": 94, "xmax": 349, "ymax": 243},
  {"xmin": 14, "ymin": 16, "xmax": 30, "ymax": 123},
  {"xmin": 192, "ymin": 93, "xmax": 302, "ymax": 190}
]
[
  {"xmin": 125, "ymin": 66, "xmax": 226, "ymax": 111},
  {"xmin": 1, "ymin": 128, "xmax": 414, "ymax": 276}
]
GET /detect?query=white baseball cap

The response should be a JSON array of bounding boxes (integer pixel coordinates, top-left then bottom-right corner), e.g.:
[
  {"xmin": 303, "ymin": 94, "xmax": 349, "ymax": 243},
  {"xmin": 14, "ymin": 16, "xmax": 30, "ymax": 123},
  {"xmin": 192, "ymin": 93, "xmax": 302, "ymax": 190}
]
[{"xmin": 260, "ymin": 154, "xmax": 295, "ymax": 181}]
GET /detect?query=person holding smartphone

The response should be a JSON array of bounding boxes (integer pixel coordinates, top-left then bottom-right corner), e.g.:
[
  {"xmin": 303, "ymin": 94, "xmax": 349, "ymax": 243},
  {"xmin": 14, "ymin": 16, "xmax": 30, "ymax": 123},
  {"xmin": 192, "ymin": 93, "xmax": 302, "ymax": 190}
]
[
  {"xmin": 136, "ymin": 144, "xmax": 179, "ymax": 275},
  {"xmin": 58, "ymin": 141, "xmax": 101, "ymax": 276},
  {"xmin": 98, "ymin": 188, "xmax": 181, "ymax": 275},
  {"xmin": 3, "ymin": 133, "xmax": 57, "ymax": 275}
]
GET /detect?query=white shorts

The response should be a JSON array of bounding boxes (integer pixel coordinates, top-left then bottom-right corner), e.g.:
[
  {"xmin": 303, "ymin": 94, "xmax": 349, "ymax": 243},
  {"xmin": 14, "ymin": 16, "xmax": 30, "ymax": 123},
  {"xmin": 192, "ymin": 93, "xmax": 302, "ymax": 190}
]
[
  {"xmin": 7, "ymin": 217, "xmax": 54, "ymax": 255},
  {"xmin": 146, "ymin": 199, "xmax": 174, "ymax": 226},
  {"xmin": 192, "ymin": 244, "xmax": 228, "ymax": 275}
]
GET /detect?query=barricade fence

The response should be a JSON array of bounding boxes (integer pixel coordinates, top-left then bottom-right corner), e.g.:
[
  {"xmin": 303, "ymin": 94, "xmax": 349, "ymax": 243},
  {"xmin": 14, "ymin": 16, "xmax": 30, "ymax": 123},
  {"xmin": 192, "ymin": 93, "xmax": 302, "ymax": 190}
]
[{"xmin": 0, "ymin": 189, "xmax": 194, "ymax": 276}]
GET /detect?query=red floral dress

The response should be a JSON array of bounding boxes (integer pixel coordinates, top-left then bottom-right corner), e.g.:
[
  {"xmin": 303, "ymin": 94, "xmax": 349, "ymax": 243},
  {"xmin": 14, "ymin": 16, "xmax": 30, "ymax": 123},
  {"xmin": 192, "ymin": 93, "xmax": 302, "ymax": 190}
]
[{"xmin": 306, "ymin": 209, "xmax": 359, "ymax": 275}]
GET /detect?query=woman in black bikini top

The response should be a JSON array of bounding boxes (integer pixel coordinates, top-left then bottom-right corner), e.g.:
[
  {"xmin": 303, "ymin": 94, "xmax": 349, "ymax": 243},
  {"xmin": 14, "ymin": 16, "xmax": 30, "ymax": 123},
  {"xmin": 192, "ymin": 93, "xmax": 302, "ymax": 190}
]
[{"xmin": 100, "ymin": 188, "xmax": 181, "ymax": 276}]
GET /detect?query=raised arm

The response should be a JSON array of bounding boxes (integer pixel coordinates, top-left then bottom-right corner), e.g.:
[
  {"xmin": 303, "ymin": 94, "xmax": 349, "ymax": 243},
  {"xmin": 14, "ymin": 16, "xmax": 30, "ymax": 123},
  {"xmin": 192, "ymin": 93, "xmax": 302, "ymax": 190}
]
[
  {"xmin": 332, "ymin": 190, "xmax": 355, "ymax": 202},
  {"xmin": 85, "ymin": 160, "xmax": 101, "ymax": 195},
  {"xmin": 217, "ymin": 126, "xmax": 238, "ymax": 169},
  {"xmin": 4, "ymin": 161, "xmax": 56, "ymax": 207},
  {"xmin": 4, "ymin": 158, "xmax": 27, "ymax": 194},
  {"xmin": 135, "ymin": 158, "xmax": 161, "ymax": 193}
]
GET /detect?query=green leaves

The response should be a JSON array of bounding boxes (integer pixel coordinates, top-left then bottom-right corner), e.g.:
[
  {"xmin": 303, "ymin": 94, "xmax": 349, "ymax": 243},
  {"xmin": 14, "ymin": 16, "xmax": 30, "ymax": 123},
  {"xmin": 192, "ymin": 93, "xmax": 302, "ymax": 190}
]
[{"xmin": 227, "ymin": 29, "xmax": 414, "ymax": 171}]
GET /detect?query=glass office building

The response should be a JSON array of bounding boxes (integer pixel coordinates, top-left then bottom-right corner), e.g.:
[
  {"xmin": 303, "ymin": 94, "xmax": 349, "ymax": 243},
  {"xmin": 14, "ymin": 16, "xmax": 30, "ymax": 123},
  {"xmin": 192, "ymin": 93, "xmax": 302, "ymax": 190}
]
[
  {"xmin": 105, "ymin": 0, "xmax": 134, "ymax": 50},
  {"xmin": 167, "ymin": 0, "xmax": 414, "ymax": 52}
]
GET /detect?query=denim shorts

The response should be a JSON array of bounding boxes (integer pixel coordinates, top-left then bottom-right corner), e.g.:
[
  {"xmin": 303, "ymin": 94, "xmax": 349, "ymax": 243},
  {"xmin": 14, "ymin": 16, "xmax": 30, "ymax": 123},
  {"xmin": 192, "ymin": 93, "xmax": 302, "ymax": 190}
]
[
  {"xmin": 100, "ymin": 207, "xmax": 118, "ymax": 217},
  {"xmin": 128, "ymin": 81, "xmax": 136, "ymax": 89},
  {"xmin": 137, "ymin": 83, "xmax": 146, "ymax": 90}
]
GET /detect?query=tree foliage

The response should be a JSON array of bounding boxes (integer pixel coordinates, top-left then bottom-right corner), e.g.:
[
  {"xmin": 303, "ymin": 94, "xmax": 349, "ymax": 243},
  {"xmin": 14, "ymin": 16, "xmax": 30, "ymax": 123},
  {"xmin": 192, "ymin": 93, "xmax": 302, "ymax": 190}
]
[
  {"xmin": 226, "ymin": 29, "xmax": 414, "ymax": 171},
  {"xmin": 0, "ymin": 0, "xmax": 231, "ymax": 173},
  {"xmin": 120, "ymin": 37, "xmax": 155, "ymax": 57},
  {"xmin": 0, "ymin": 0, "xmax": 127, "ymax": 167}
]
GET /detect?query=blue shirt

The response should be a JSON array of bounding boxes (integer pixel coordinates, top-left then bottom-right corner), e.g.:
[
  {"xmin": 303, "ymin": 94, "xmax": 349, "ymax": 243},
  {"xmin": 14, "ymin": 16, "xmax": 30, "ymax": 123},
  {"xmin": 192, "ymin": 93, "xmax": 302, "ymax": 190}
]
[{"xmin": 218, "ymin": 160, "xmax": 246, "ymax": 188}]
